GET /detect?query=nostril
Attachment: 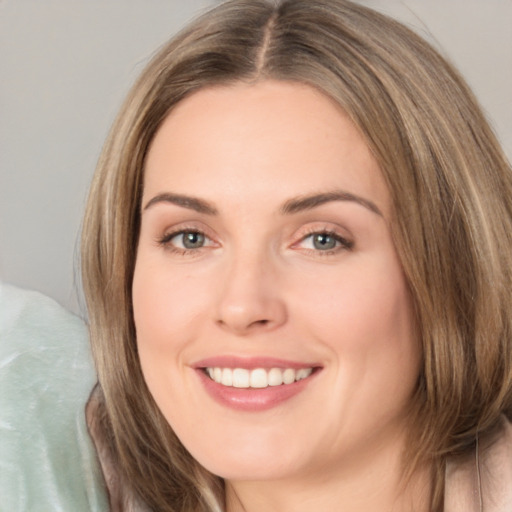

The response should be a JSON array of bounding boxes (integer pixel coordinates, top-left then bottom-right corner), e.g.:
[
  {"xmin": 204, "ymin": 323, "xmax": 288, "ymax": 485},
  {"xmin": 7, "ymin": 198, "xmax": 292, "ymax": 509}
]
[{"xmin": 252, "ymin": 319, "xmax": 270, "ymax": 327}]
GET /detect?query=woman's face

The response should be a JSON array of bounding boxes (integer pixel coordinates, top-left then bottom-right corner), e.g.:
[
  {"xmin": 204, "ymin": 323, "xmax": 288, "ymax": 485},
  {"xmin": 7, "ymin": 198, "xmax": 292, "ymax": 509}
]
[{"xmin": 133, "ymin": 80, "xmax": 420, "ymax": 483}]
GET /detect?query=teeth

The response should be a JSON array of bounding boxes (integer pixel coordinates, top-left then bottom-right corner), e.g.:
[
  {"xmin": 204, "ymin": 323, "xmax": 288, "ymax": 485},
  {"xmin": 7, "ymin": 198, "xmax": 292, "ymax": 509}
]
[
  {"xmin": 250, "ymin": 368, "xmax": 268, "ymax": 388},
  {"xmin": 282, "ymin": 368, "xmax": 295, "ymax": 385},
  {"xmin": 232, "ymin": 368, "xmax": 250, "ymax": 388},
  {"xmin": 296, "ymin": 368, "xmax": 310, "ymax": 380},
  {"xmin": 205, "ymin": 367, "xmax": 313, "ymax": 388},
  {"xmin": 268, "ymin": 368, "xmax": 283, "ymax": 386},
  {"xmin": 221, "ymin": 368, "xmax": 233, "ymax": 386}
]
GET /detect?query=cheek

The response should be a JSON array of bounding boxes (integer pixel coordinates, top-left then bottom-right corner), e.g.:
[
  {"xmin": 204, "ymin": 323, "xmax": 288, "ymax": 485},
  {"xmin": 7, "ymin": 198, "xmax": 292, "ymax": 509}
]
[
  {"xmin": 296, "ymin": 256, "xmax": 420, "ymax": 441},
  {"xmin": 131, "ymin": 260, "xmax": 209, "ymax": 407},
  {"xmin": 131, "ymin": 259, "xmax": 214, "ymax": 422},
  {"xmin": 297, "ymin": 252, "xmax": 421, "ymax": 417},
  {"xmin": 301, "ymin": 256, "xmax": 415, "ymax": 349},
  {"xmin": 132, "ymin": 262, "xmax": 208, "ymax": 348}
]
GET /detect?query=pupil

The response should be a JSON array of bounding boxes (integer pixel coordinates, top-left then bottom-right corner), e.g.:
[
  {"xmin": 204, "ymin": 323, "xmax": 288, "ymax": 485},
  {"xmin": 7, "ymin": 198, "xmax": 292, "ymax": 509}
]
[
  {"xmin": 313, "ymin": 233, "xmax": 336, "ymax": 250},
  {"xmin": 183, "ymin": 232, "xmax": 204, "ymax": 249}
]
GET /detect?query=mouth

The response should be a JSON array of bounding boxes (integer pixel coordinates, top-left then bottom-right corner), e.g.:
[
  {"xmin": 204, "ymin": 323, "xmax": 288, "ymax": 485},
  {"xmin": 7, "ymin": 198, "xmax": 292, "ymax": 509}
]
[
  {"xmin": 193, "ymin": 357, "xmax": 321, "ymax": 411},
  {"xmin": 204, "ymin": 366, "xmax": 314, "ymax": 388}
]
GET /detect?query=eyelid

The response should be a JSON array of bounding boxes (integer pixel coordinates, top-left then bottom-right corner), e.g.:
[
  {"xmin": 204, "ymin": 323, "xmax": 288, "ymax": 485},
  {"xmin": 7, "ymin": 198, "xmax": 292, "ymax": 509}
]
[{"xmin": 161, "ymin": 230, "xmax": 214, "ymax": 246}]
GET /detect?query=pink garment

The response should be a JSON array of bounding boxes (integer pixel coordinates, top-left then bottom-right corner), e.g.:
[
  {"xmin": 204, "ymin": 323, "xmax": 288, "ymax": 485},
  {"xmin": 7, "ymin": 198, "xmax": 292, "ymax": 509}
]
[{"xmin": 445, "ymin": 417, "xmax": 512, "ymax": 512}]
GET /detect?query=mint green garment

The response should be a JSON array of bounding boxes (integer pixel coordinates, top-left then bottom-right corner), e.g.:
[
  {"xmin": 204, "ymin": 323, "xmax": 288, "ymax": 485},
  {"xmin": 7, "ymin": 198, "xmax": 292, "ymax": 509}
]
[{"xmin": 0, "ymin": 282, "xmax": 108, "ymax": 511}]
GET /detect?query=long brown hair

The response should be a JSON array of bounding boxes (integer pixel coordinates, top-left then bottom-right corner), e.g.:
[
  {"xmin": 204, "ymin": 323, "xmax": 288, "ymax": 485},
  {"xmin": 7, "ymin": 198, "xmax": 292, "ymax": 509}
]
[{"xmin": 81, "ymin": 1, "xmax": 512, "ymax": 510}]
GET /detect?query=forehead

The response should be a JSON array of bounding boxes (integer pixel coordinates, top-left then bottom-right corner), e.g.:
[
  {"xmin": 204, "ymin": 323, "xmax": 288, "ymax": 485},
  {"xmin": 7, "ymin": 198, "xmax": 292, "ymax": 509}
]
[{"xmin": 144, "ymin": 80, "xmax": 390, "ymax": 216}]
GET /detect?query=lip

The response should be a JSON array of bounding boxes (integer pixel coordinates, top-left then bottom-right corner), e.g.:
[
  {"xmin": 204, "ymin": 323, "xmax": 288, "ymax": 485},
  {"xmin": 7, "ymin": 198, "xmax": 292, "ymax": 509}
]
[
  {"xmin": 192, "ymin": 356, "xmax": 319, "ymax": 370},
  {"xmin": 192, "ymin": 356, "xmax": 322, "ymax": 412}
]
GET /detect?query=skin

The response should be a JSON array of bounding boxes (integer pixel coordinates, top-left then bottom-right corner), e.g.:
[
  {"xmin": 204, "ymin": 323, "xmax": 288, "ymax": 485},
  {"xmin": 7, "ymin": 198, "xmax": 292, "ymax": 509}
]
[{"xmin": 132, "ymin": 80, "xmax": 429, "ymax": 511}]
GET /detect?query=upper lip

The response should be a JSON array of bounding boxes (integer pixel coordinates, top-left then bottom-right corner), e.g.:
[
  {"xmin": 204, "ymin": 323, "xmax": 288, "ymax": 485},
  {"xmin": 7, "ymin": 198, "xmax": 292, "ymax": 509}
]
[{"xmin": 192, "ymin": 356, "xmax": 321, "ymax": 370}]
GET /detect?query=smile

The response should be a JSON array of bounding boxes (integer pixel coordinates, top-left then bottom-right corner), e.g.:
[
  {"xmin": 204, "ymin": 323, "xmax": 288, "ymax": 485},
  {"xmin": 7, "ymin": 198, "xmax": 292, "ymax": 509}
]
[
  {"xmin": 205, "ymin": 367, "xmax": 314, "ymax": 388},
  {"xmin": 194, "ymin": 357, "xmax": 321, "ymax": 411}
]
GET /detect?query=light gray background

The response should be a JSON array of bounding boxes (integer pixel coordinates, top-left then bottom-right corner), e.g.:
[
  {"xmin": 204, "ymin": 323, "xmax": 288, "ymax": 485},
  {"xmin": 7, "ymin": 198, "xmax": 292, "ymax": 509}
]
[{"xmin": 1, "ymin": 0, "xmax": 511, "ymax": 316}]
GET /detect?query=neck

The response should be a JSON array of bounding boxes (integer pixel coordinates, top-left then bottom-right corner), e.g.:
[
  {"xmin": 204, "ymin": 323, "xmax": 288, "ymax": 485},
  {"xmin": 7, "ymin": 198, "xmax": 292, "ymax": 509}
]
[{"xmin": 225, "ymin": 439, "xmax": 432, "ymax": 512}]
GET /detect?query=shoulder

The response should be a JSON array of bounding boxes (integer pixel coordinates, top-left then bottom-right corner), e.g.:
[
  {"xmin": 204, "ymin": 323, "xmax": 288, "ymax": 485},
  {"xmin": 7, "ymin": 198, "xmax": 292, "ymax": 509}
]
[
  {"xmin": 0, "ymin": 282, "xmax": 108, "ymax": 511},
  {"xmin": 445, "ymin": 416, "xmax": 512, "ymax": 512}
]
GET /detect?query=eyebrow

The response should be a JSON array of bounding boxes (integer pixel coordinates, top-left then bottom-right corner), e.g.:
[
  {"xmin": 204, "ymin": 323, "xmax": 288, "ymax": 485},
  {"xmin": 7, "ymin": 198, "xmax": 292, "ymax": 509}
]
[
  {"xmin": 280, "ymin": 190, "xmax": 382, "ymax": 216},
  {"xmin": 142, "ymin": 189, "xmax": 382, "ymax": 217},
  {"xmin": 143, "ymin": 192, "xmax": 218, "ymax": 215}
]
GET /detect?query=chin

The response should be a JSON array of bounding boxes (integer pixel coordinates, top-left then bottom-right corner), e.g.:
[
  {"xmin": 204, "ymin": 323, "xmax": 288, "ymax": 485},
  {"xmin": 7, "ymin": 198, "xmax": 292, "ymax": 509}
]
[
  {"xmin": 202, "ymin": 457, "xmax": 298, "ymax": 482},
  {"xmin": 183, "ymin": 433, "xmax": 306, "ymax": 482}
]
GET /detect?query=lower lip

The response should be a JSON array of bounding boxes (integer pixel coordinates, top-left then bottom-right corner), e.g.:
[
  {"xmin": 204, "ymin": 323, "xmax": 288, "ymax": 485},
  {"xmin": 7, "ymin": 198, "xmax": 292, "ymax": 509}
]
[{"xmin": 196, "ymin": 369, "xmax": 318, "ymax": 412}]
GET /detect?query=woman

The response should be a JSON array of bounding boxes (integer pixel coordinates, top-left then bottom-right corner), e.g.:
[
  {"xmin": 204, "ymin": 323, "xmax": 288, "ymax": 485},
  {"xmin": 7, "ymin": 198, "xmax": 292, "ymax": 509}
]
[{"xmin": 81, "ymin": 0, "xmax": 512, "ymax": 510}]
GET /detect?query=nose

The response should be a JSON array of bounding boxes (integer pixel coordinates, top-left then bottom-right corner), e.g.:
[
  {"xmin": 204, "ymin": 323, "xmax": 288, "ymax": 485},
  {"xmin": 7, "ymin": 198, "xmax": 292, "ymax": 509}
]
[{"xmin": 215, "ymin": 252, "xmax": 287, "ymax": 335}]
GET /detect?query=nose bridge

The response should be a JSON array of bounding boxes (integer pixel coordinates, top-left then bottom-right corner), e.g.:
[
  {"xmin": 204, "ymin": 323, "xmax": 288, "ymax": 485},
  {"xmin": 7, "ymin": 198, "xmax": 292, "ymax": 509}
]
[{"xmin": 215, "ymin": 242, "xmax": 287, "ymax": 334}]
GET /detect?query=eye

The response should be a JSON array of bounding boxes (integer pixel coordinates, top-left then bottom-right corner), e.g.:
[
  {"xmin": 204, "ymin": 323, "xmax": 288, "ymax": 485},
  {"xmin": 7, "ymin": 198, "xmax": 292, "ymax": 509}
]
[
  {"xmin": 174, "ymin": 231, "xmax": 206, "ymax": 249},
  {"xmin": 158, "ymin": 229, "xmax": 215, "ymax": 253},
  {"xmin": 310, "ymin": 233, "xmax": 338, "ymax": 250},
  {"xmin": 297, "ymin": 231, "xmax": 353, "ymax": 253}
]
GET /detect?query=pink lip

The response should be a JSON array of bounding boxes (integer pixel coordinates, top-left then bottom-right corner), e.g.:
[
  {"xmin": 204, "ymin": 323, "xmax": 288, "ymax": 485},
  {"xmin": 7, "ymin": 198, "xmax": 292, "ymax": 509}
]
[
  {"xmin": 191, "ymin": 356, "xmax": 322, "ymax": 412},
  {"xmin": 192, "ymin": 356, "xmax": 318, "ymax": 370}
]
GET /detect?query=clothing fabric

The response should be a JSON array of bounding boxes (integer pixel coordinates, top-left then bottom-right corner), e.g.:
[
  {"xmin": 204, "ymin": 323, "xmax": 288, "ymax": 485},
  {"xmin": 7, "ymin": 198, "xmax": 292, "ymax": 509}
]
[
  {"xmin": 445, "ymin": 416, "xmax": 512, "ymax": 512},
  {"xmin": 0, "ymin": 282, "xmax": 108, "ymax": 512}
]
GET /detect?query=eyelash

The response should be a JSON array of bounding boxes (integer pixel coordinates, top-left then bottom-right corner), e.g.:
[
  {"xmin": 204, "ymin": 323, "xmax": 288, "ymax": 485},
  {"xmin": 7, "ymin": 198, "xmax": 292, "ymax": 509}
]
[
  {"xmin": 157, "ymin": 228, "xmax": 215, "ymax": 256},
  {"xmin": 157, "ymin": 227, "xmax": 353, "ymax": 257}
]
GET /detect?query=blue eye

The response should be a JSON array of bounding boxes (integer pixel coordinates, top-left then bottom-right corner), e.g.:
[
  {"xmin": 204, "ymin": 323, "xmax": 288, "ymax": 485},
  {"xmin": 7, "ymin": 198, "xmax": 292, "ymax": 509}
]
[
  {"xmin": 299, "ymin": 231, "xmax": 352, "ymax": 252},
  {"xmin": 311, "ymin": 233, "xmax": 338, "ymax": 250},
  {"xmin": 177, "ymin": 231, "xmax": 205, "ymax": 249},
  {"xmin": 160, "ymin": 230, "xmax": 211, "ymax": 251}
]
